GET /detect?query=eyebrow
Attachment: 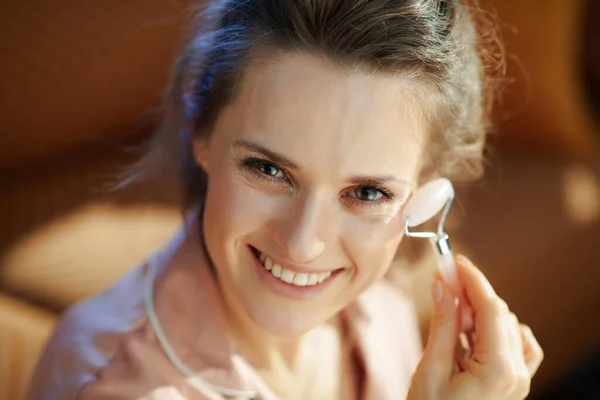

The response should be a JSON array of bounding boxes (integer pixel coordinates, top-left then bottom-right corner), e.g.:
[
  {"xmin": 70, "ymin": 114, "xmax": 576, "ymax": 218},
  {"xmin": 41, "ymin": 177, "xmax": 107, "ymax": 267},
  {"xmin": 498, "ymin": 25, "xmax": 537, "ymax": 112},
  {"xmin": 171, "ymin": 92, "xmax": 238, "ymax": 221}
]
[
  {"xmin": 348, "ymin": 175, "xmax": 410, "ymax": 188},
  {"xmin": 233, "ymin": 139, "xmax": 410, "ymax": 187}
]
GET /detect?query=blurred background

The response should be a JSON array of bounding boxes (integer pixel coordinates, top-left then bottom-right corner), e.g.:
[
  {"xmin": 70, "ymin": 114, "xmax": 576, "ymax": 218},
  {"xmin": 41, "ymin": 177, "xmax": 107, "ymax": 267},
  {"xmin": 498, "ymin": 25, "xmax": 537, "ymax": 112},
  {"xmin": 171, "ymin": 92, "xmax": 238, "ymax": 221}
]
[{"xmin": 0, "ymin": 0, "xmax": 598, "ymax": 399}]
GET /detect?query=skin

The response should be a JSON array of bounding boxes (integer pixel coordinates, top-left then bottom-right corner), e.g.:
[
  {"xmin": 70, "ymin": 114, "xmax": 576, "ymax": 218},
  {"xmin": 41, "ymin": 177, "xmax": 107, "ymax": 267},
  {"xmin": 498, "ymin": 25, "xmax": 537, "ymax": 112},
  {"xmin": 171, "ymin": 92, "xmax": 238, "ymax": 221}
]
[
  {"xmin": 408, "ymin": 256, "xmax": 544, "ymax": 400},
  {"xmin": 194, "ymin": 52, "xmax": 543, "ymax": 399},
  {"xmin": 195, "ymin": 54, "xmax": 426, "ymax": 334},
  {"xmin": 195, "ymin": 53, "xmax": 426, "ymax": 398}
]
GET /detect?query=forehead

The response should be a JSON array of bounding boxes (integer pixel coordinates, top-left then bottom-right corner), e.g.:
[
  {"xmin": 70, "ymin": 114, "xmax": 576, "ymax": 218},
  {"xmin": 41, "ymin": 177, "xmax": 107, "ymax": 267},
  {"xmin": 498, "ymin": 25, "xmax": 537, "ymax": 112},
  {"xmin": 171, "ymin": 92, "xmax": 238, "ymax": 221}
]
[{"xmin": 216, "ymin": 53, "xmax": 429, "ymax": 179}]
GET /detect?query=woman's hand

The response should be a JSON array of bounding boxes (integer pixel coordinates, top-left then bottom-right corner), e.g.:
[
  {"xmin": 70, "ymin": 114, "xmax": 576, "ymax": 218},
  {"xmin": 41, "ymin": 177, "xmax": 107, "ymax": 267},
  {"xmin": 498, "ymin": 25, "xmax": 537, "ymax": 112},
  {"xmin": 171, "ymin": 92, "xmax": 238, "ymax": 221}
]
[{"xmin": 407, "ymin": 256, "xmax": 544, "ymax": 400}]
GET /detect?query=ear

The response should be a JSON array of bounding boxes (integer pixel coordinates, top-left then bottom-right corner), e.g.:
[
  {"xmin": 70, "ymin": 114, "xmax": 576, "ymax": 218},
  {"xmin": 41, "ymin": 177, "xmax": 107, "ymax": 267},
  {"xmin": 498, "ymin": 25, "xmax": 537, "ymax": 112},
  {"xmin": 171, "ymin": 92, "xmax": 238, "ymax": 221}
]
[{"xmin": 192, "ymin": 138, "xmax": 210, "ymax": 174}]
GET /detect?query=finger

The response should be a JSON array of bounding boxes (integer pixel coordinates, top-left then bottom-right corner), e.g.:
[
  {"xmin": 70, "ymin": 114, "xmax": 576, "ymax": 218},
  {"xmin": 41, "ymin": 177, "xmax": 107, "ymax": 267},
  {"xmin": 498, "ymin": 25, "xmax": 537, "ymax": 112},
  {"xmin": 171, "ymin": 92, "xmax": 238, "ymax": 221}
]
[
  {"xmin": 437, "ymin": 254, "xmax": 474, "ymax": 333},
  {"xmin": 506, "ymin": 313, "xmax": 532, "ymax": 398},
  {"xmin": 459, "ymin": 300, "xmax": 474, "ymax": 334},
  {"xmin": 455, "ymin": 255, "xmax": 499, "ymax": 312},
  {"xmin": 520, "ymin": 324, "xmax": 544, "ymax": 377},
  {"xmin": 506, "ymin": 313, "xmax": 526, "ymax": 372},
  {"xmin": 421, "ymin": 274, "xmax": 461, "ymax": 381},
  {"xmin": 455, "ymin": 256, "xmax": 513, "ymax": 368}
]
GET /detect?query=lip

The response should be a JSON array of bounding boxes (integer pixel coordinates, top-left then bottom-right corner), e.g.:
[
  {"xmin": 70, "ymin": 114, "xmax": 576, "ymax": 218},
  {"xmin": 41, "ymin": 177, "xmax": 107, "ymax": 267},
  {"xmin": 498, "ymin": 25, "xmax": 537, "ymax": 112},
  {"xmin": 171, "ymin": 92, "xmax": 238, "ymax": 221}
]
[
  {"xmin": 248, "ymin": 246, "xmax": 342, "ymax": 301},
  {"xmin": 252, "ymin": 248, "xmax": 338, "ymax": 275}
]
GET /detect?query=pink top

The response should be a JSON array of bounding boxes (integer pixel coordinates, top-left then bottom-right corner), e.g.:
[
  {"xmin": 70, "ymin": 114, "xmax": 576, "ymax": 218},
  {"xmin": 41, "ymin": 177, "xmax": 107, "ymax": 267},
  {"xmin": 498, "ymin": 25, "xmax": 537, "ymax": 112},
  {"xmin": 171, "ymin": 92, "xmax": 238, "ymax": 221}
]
[{"xmin": 28, "ymin": 216, "xmax": 422, "ymax": 400}]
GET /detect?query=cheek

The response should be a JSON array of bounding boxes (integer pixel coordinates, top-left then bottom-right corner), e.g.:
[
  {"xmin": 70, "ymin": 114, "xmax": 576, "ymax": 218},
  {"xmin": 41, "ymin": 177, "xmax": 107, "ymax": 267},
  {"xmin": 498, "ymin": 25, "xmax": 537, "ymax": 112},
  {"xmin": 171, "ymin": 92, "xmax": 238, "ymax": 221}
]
[
  {"xmin": 341, "ymin": 210, "xmax": 406, "ymax": 280},
  {"xmin": 204, "ymin": 164, "xmax": 285, "ymax": 244}
]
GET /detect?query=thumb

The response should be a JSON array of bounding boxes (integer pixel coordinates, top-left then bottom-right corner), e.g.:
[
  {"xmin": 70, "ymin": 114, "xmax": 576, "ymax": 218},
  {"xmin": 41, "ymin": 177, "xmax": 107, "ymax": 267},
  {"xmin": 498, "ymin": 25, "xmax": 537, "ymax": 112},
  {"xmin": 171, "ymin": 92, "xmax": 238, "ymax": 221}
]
[{"xmin": 421, "ymin": 274, "xmax": 460, "ymax": 380}]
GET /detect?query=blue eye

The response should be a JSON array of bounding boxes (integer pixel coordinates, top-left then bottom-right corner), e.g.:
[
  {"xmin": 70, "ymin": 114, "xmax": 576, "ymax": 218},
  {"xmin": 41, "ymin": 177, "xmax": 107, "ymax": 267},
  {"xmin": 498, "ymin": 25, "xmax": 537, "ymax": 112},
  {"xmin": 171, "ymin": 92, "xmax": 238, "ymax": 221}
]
[
  {"xmin": 240, "ymin": 157, "xmax": 291, "ymax": 188},
  {"xmin": 353, "ymin": 186, "xmax": 384, "ymax": 201}
]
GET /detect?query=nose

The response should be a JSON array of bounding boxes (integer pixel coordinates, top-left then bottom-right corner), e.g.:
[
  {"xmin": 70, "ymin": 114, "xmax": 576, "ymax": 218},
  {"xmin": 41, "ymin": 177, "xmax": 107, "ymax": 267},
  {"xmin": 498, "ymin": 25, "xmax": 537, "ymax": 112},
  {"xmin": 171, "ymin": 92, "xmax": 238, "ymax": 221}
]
[{"xmin": 273, "ymin": 194, "xmax": 327, "ymax": 264}]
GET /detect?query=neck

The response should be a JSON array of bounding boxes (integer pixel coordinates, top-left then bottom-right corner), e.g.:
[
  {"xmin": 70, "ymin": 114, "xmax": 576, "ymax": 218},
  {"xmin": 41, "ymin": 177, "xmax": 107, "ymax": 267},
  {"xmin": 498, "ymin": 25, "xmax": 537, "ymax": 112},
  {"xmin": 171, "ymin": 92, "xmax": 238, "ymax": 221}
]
[
  {"xmin": 222, "ymin": 295, "xmax": 349, "ymax": 400},
  {"xmin": 220, "ymin": 286, "xmax": 344, "ymax": 374},
  {"xmin": 223, "ymin": 293, "xmax": 304, "ymax": 371}
]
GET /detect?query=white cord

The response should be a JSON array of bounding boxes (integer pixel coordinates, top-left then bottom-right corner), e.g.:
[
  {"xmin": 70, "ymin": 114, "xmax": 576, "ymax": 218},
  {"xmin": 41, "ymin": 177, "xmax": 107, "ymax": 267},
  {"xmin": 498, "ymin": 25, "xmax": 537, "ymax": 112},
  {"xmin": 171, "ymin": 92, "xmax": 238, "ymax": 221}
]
[{"xmin": 144, "ymin": 261, "xmax": 260, "ymax": 399}]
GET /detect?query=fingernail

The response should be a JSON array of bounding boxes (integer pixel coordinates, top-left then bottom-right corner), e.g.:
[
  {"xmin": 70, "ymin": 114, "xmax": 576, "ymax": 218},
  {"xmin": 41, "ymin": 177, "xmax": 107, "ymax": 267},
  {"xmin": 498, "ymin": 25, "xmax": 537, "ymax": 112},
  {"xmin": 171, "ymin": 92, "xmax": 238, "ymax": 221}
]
[
  {"xmin": 456, "ymin": 254, "xmax": 472, "ymax": 266},
  {"xmin": 459, "ymin": 332, "xmax": 470, "ymax": 351},
  {"xmin": 462, "ymin": 308, "xmax": 474, "ymax": 332},
  {"xmin": 434, "ymin": 279, "xmax": 445, "ymax": 303}
]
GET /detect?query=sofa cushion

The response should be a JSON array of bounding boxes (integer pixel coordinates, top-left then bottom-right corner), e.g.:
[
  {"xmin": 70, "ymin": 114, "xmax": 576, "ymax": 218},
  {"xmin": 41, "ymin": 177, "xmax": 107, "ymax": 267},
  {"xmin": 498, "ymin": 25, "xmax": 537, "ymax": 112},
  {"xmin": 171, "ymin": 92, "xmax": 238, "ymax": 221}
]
[
  {"xmin": 1, "ymin": 203, "xmax": 181, "ymax": 310},
  {"xmin": 0, "ymin": 147, "xmax": 182, "ymax": 310},
  {"xmin": 0, "ymin": 292, "xmax": 56, "ymax": 400}
]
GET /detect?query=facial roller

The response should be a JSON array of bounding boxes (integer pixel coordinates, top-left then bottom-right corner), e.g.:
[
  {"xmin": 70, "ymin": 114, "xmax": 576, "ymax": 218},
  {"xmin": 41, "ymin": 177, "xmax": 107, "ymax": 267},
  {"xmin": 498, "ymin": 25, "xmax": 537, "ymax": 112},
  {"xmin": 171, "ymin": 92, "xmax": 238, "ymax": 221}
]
[{"xmin": 403, "ymin": 178, "xmax": 473, "ymax": 331}]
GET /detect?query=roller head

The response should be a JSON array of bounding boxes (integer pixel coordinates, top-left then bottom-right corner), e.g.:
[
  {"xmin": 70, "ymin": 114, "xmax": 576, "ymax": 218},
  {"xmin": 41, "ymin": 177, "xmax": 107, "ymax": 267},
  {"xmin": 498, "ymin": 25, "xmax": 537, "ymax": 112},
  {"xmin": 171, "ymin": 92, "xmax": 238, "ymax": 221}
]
[{"xmin": 404, "ymin": 178, "xmax": 454, "ymax": 227}]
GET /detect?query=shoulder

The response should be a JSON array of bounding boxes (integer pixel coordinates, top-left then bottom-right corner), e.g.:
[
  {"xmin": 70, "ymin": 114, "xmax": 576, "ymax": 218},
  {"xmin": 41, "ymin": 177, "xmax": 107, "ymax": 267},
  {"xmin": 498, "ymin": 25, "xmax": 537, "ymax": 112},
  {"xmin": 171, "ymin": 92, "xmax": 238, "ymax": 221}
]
[{"xmin": 27, "ymin": 264, "xmax": 148, "ymax": 400}]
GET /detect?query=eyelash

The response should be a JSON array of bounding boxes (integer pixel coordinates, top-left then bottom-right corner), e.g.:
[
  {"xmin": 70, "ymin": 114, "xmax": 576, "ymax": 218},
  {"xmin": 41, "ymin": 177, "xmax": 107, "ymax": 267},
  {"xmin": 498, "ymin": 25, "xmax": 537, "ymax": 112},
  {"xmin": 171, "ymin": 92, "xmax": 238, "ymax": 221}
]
[
  {"xmin": 239, "ymin": 156, "xmax": 395, "ymax": 207},
  {"xmin": 241, "ymin": 157, "xmax": 294, "ymax": 187},
  {"xmin": 343, "ymin": 184, "xmax": 395, "ymax": 208}
]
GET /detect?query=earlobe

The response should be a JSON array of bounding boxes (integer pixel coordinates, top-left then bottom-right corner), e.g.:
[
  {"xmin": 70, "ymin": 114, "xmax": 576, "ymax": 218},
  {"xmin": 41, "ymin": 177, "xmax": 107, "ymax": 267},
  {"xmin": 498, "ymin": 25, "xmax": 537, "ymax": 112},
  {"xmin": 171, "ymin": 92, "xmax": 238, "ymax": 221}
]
[{"xmin": 192, "ymin": 139, "xmax": 210, "ymax": 173}]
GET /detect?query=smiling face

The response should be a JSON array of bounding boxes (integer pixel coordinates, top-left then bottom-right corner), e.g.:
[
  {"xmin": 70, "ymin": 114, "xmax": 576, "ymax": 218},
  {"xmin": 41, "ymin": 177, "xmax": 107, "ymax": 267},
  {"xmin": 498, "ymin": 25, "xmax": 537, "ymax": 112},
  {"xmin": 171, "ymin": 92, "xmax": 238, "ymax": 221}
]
[{"xmin": 195, "ymin": 53, "xmax": 429, "ymax": 337}]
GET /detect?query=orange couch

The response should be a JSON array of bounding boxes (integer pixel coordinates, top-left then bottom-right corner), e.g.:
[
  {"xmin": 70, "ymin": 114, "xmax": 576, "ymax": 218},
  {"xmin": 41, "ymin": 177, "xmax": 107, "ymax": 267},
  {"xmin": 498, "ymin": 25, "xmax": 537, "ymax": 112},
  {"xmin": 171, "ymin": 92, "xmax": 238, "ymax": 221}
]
[
  {"xmin": 1, "ymin": 1, "xmax": 599, "ymax": 400},
  {"xmin": 0, "ymin": 1, "xmax": 190, "ymax": 399}
]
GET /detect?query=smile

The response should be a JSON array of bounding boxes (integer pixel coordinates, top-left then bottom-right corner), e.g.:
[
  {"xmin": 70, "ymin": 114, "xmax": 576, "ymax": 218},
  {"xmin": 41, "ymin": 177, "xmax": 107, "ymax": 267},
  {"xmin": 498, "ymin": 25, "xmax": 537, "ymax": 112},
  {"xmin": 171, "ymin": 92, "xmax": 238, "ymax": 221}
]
[
  {"xmin": 248, "ymin": 246, "xmax": 343, "ymax": 300},
  {"xmin": 257, "ymin": 252, "xmax": 332, "ymax": 287}
]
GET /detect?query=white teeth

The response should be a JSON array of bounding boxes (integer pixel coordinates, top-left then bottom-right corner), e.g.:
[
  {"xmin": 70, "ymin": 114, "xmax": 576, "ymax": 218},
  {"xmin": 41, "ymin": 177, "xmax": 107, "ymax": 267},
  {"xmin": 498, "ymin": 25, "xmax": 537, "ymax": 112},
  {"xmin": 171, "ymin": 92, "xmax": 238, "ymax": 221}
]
[
  {"xmin": 257, "ymin": 252, "xmax": 333, "ymax": 287},
  {"xmin": 280, "ymin": 269, "xmax": 295, "ymax": 284},
  {"xmin": 293, "ymin": 273, "xmax": 308, "ymax": 286},
  {"xmin": 271, "ymin": 264, "xmax": 282, "ymax": 278},
  {"xmin": 317, "ymin": 272, "xmax": 331, "ymax": 283},
  {"xmin": 306, "ymin": 273, "xmax": 319, "ymax": 285}
]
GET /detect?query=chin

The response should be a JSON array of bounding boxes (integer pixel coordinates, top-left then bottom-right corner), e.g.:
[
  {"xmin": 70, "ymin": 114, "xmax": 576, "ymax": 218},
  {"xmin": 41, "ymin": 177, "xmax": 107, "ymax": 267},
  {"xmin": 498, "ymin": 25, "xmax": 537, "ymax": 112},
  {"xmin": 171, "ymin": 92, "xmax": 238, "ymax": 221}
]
[
  {"xmin": 241, "ymin": 296, "xmax": 335, "ymax": 338},
  {"xmin": 214, "ymin": 240, "xmax": 356, "ymax": 337},
  {"xmin": 232, "ymin": 244, "xmax": 352, "ymax": 336}
]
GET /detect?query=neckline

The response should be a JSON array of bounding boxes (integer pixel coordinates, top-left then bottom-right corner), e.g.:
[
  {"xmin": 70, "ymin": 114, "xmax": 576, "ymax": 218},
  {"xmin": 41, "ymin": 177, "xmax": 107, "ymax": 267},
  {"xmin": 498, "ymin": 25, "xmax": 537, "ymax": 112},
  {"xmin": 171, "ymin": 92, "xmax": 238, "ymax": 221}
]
[
  {"xmin": 141, "ymin": 210, "xmax": 373, "ymax": 399},
  {"xmin": 144, "ymin": 258, "xmax": 261, "ymax": 399},
  {"xmin": 144, "ymin": 256, "xmax": 369, "ymax": 400}
]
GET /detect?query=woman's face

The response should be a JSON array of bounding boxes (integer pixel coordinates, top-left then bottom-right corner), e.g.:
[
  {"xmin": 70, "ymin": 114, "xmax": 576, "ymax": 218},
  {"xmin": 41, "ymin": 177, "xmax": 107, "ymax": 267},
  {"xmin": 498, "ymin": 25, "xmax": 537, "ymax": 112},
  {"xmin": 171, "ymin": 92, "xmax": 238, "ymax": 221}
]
[{"xmin": 196, "ymin": 54, "xmax": 428, "ymax": 337}]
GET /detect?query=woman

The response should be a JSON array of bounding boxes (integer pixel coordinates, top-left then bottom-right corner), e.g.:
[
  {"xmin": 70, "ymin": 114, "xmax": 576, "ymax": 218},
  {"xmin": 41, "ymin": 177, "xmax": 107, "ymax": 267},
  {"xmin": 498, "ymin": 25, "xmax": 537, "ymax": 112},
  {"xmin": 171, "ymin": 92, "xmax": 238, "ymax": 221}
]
[{"xmin": 29, "ymin": 0, "xmax": 543, "ymax": 399}]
